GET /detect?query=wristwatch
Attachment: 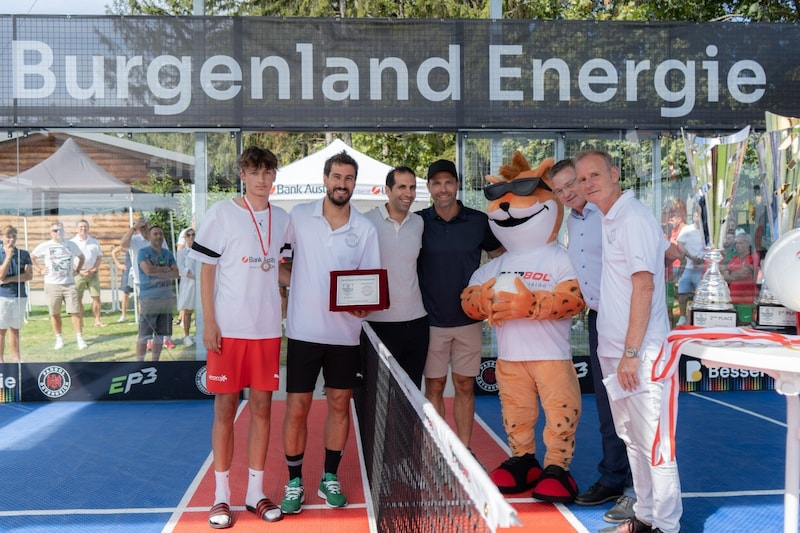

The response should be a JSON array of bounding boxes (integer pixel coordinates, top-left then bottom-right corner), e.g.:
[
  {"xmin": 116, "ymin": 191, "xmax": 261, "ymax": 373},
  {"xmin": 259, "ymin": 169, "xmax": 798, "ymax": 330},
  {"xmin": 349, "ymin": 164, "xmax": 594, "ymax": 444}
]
[{"xmin": 623, "ymin": 347, "xmax": 639, "ymax": 359}]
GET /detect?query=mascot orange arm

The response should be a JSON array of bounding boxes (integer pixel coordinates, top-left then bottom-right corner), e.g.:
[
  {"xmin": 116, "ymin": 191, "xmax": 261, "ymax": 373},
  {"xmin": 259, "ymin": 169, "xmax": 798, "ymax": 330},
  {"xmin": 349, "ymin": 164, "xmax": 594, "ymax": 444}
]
[
  {"xmin": 461, "ymin": 278, "xmax": 497, "ymax": 323},
  {"xmin": 492, "ymin": 277, "xmax": 585, "ymax": 323}
]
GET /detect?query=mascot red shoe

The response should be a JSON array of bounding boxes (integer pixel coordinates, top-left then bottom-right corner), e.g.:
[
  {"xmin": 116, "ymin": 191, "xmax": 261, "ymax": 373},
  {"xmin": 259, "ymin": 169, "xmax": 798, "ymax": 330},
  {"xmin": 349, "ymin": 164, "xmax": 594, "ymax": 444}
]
[{"xmin": 461, "ymin": 152, "xmax": 585, "ymax": 503}]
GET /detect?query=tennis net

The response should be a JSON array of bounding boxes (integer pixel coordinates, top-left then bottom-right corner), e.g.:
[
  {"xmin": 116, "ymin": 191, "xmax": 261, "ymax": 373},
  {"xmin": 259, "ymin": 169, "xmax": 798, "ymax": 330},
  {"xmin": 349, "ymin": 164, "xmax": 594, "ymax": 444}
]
[{"xmin": 355, "ymin": 323, "xmax": 520, "ymax": 532}]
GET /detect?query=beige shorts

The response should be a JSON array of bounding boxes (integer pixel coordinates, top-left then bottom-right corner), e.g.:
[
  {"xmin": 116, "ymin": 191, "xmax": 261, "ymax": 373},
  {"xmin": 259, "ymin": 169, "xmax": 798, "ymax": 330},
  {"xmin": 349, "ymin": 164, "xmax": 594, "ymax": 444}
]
[
  {"xmin": 423, "ymin": 322, "xmax": 483, "ymax": 379},
  {"xmin": 75, "ymin": 273, "xmax": 101, "ymax": 298},
  {"xmin": 44, "ymin": 283, "xmax": 80, "ymax": 315}
]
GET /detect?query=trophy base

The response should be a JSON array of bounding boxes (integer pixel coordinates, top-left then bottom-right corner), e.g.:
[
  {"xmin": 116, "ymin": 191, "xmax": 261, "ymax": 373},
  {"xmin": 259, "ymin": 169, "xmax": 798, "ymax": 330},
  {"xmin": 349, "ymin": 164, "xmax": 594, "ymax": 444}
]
[
  {"xmin": 690, "ymin": 309, "xmax": 739, "ymax": 328},
  {"xmin": 752, "ymin": 304, "xmax": 798, "ymax": 335}
]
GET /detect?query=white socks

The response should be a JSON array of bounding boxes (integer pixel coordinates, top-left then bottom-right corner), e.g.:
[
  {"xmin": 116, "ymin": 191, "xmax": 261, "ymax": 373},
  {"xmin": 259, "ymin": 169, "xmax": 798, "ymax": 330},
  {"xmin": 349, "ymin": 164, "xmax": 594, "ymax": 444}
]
[
  {"xmin": 245, "ymin": 468, "xmax": 265, "ymax": 508},
  {"xmin": 214, "ymin": 470, "xmax": 231, "ymax": 505}
]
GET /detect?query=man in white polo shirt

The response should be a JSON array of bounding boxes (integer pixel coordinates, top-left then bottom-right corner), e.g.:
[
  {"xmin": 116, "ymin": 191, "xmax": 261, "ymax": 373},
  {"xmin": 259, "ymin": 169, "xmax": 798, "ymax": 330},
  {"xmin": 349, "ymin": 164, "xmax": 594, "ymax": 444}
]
[
  {"xmin": 72, "ymin": 219, "xmax": 106, "ymax": 328},
  {"xmin": 575, "ymin": 149, "xmax": 681, "ymax": 533},
  {"xmin": 364, "ymin": 165, "xmax": 428, "ymax": 388},
  {"xmin": 280, "ymin": 149, "xmax": 380, "ymax": 515}
]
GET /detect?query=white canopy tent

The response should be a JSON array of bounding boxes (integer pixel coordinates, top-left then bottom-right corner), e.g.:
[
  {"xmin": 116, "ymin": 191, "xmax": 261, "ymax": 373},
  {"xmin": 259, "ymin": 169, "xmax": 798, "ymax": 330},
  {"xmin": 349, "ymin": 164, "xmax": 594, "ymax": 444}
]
[
  {"xmin": 4, "ymin": 138, "xmax": 177, "ymax": 215},
  {"xmin": 271, "ymin": 139, "xmax": 430, "ymax": 212}
]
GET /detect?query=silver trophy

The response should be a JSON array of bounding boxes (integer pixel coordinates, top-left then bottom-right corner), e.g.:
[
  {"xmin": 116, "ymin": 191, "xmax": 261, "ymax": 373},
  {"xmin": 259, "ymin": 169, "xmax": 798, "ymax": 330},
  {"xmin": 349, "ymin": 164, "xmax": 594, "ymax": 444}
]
[
  {"xmin": 682, "ymin": 126, "xmax": 750, "ymax": 327},
  {"xmin": 754, "ymin": 112, "xmax": 800, "ymax": 332}
]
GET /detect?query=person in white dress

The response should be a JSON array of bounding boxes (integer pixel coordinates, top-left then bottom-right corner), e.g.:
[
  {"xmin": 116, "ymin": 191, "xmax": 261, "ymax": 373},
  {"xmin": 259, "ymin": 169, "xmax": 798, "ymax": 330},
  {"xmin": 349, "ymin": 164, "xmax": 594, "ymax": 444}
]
[{"xmin": 176, "ymin": 228, "xmax": 196, "ymax": 346}]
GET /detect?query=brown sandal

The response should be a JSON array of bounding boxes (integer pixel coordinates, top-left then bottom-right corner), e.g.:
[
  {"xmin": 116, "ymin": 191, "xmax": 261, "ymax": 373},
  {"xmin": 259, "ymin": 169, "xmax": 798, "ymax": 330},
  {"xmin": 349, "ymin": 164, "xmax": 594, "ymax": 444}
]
[
  {"xmin": 208, "ymin": 502, "xmax": 232, "ymax": 529},
  {"xmin": 246, "ymin": 497, "xmax": 283, "ymax": 522}
]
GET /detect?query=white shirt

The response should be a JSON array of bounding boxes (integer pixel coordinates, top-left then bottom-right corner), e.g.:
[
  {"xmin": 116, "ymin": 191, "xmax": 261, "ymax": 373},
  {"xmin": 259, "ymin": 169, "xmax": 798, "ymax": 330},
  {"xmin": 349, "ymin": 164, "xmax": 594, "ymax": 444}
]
[
  {"xmin": 676, "ymin": 223, "xmax": 705, "ymax": 269},
  {"xmin": 469, "ymin": 242, "xmax": 576, "ymax": 361},
  {"xmin": 71, "ymin": 234, "xmax": 103, "ymax": 270},
  {"xmin": 285, "ymin": 199, "xmax": 381, "ymax": 346},
  {"xmin": 565, "ymin": 202, "xmax": 602, "ymax": 312},
  {"xmin": 189, "ymin": 199, "xmax": 290, "ymax": 339},
  {"xmin": 364, "ymin": 204, "xmax": 426, "ymax": 322},
  {"xmin": 597, "ymin": 190, "xmax": 670, "ymax": 359},
  {"xmin": 32, "ymin": 239, "xmax": 82, "ymax": 285}
]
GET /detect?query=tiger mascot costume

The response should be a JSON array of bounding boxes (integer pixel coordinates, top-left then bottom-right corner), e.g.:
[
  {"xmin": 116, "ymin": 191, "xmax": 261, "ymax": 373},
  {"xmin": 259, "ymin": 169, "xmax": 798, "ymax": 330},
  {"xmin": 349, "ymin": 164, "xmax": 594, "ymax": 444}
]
[{"xmin": 461, "ymin": 152, "xmax": 585, "ymax": 503}]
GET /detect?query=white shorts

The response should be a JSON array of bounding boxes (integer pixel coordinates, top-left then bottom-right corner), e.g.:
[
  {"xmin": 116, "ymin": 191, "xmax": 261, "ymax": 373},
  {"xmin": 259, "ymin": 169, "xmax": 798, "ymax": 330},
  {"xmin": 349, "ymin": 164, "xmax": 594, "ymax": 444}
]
[{"xmin": 0, "ymin": 296, "xmax": 26, "ymax": 330}]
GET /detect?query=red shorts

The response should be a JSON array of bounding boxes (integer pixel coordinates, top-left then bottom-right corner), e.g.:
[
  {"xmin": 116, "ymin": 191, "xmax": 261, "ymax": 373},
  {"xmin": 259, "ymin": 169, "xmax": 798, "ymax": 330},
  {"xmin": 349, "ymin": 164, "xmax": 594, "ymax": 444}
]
[{"xmin": 206, "ymin": 337, "xmax": 281, "ymax": 394}]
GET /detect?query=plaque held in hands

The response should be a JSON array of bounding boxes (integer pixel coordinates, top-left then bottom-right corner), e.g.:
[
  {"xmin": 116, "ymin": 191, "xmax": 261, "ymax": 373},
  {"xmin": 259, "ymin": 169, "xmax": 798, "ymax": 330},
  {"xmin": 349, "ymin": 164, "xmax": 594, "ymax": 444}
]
[{"xmin": 329, "ymin": 269, "xmax": 390, "ymax": 312}]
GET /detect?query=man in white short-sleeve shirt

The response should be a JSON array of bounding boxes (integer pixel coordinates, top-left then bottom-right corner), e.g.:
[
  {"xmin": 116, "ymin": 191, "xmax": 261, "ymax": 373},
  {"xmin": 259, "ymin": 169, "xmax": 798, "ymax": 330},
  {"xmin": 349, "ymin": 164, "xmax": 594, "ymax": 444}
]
[
  {"xmin": 31, "ymin": 220, "xmax": 87, "ymax": 350},
  {"xmin": 575, "ymin": 150, "xmax": 681, "ymax": 533},
  {"xmin": 280, "ymin": 149, "xmax": 380, "ymax": 515}
]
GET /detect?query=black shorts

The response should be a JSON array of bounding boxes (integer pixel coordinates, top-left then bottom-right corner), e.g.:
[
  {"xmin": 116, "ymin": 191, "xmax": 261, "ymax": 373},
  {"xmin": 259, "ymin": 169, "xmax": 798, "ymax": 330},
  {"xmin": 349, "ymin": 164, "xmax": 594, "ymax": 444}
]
[{"xmin": 285, "ymin": 338, "xmax": 361, "ymax": 393}]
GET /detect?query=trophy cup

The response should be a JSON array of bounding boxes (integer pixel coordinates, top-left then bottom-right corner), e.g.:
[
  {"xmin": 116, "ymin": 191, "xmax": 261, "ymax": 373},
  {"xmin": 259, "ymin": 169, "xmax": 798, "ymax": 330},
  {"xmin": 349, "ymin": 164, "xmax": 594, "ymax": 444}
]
[
  {"xmin": 682, "ymin": 126, "xmax": 750, "ymax": 327},
  {"xmin": 753, "ymin": 111, "xmax": 800, "ymax": 333}
]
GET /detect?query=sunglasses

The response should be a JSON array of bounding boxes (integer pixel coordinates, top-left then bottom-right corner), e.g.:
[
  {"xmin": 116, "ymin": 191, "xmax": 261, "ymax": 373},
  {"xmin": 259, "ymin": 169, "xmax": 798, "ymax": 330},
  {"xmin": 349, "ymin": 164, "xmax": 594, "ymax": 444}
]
[
  {"xmin": 185, "ymin": 233, "xmax": 195, "ymax": 237},
  {"xmin": 483, "ymin": 177, "xmax": 551, "ymax": 201},
  {"xmin": 51, "ymin": 228, "xmax": 63, "ymax": 233}
]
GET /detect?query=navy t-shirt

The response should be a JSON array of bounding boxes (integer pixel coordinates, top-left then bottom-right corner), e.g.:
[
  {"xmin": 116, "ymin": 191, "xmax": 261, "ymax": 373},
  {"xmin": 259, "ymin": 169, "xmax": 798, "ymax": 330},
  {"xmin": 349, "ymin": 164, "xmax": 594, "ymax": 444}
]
[
  {"xmin": 417, "ymin": 201, "xmax": 501, "ymax": 327},
  {"xmin": 0, "ymin": 248, "xmax": 32, "ymax": 298}
]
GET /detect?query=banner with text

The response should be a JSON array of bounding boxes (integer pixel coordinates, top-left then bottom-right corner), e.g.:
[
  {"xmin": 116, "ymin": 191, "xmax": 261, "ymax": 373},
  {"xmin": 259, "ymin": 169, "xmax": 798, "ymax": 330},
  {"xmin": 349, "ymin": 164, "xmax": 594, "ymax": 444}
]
[{"xmin": 2, "ymin": 17, "xmax": 799, "ymax": 131}]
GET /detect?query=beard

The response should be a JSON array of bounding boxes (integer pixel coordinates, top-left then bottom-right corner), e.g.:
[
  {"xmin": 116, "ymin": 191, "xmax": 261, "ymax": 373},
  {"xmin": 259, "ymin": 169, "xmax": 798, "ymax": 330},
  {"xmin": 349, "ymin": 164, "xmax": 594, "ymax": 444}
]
[{"xmin": 327, "ymin": 187, "xmax": 352, "ymax": 207}]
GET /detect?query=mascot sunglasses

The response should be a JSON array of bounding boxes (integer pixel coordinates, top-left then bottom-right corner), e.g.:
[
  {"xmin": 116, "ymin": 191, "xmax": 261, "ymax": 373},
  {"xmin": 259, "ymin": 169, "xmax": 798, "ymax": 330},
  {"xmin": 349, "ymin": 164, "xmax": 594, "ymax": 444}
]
[{"xmin": 483, "ymin": 177, "xmax": 552, "ymax": 201}]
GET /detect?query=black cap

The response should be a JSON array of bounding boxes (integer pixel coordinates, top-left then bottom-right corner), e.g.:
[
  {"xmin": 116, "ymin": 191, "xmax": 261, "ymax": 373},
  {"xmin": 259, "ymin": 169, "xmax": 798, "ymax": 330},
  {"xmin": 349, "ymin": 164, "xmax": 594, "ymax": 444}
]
[{"xmin": 427, "ymin": 159, "xmax": 458, "ymax": 180}]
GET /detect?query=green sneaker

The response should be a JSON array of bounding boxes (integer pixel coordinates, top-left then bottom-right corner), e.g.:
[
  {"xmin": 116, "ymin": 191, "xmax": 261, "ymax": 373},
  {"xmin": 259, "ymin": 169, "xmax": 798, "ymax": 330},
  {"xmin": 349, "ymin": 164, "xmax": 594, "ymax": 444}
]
[
  {"xmin": 280, "ymin": 477, "xmax": 304, "ymax": 514},
  {"xmin": 318, "ymin": 472, "xmax": 348, "ymax": 508}
]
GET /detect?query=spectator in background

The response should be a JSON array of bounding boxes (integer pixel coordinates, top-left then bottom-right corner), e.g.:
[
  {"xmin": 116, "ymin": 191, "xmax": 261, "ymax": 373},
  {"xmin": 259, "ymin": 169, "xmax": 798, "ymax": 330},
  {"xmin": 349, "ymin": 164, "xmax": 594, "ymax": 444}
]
[
  {"xmin": 71, "ymin": 219, "xmax": 106, "ymax": 328},
  {"xmin": 110, "ymin": 243, "xmax": 132, "ymax": 323},
  {"xmin": 135, "ymin": 225, "xmax": 178, "ymax": 362},
  {"xmin": 674, "ymin": 206, "xmax": 706, "ymax": 326},
  {"xmin": 0, "ymin": 225, "xmax": 33, "ymax": 363},
  {"xmin": 723, "ymin": 231, "xmax": 759, "ymax": 325},
  {"xmin": 176, "ymin": 228, "xmax": 196, "ymax": 346},
  {"xmin": 31, "ymin": 221, "xmax": 87, "ymax": 351},
  {"xmin": 120, "ymin": 216, "xmax": 175, "ymax": 348}
]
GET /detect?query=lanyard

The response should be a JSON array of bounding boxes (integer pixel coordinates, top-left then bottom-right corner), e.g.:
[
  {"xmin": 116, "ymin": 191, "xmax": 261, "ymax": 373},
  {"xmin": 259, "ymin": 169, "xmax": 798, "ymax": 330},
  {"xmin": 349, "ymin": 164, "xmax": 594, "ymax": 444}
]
[{"xmin": 242, "ymin": 196, "xmax": 272, "ymax": 265}]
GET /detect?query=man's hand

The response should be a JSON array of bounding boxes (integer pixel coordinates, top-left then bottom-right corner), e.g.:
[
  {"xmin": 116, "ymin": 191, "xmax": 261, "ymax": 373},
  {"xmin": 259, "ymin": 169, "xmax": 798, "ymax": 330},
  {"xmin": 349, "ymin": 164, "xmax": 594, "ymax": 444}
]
[{"xmin": 616, "ymin": 356, "xmax": 640, "ymax": 391}]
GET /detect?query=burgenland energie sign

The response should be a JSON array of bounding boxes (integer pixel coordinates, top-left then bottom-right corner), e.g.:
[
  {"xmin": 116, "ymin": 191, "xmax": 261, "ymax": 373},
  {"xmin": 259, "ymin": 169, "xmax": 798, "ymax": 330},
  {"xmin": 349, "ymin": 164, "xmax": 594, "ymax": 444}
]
[{"xmin": 2, "ymin": 18, "xmax": 797, "ymax": 131}]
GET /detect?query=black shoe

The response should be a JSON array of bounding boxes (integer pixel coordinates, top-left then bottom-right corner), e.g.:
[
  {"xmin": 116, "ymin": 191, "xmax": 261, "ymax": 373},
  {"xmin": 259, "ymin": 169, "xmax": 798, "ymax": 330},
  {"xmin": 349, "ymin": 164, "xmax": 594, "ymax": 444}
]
[{"xmin": 574, "ymin": 481, "xmax": 622, "ymax": 506}]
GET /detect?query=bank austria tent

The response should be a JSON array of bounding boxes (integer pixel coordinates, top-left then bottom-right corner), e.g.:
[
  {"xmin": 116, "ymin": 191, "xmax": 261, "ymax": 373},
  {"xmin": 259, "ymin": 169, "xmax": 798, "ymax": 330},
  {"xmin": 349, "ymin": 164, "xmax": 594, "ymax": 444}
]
[{"xmin": 272, "ymin": 138, "xmax": 430, "ymax": 212}]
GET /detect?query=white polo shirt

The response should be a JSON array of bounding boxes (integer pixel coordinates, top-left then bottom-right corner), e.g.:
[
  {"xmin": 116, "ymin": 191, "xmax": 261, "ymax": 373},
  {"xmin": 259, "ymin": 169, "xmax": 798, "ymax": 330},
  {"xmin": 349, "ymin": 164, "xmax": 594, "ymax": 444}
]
[
  {"xmin": 71, "ymin": 234, "xmax": 103, "ymax": 270},
  {"xmin": 597, "ymin": 190, "xmax": 670, "ymax": 359},
  {"xmin": 364, "ymin": 204, "xmax": 426, "ymax": 323},
  {"xmin": 285, "ymin": 199, "xmax": 381, "ymax": 346}
]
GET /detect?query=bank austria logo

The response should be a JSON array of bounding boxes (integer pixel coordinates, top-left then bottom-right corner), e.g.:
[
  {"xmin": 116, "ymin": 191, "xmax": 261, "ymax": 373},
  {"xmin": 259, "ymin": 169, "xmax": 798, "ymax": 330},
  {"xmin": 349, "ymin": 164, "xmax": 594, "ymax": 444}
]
[
  {"xmin": 109, "ymin": 367, "xmax": 157, "ymax": 395},
  {"xmin": 38, "ymin": 365, "xmax": 71, "ymax": 398},
  {"xmin": 196, "ymin": 366, "xmax": 212, "ymax": 396}
]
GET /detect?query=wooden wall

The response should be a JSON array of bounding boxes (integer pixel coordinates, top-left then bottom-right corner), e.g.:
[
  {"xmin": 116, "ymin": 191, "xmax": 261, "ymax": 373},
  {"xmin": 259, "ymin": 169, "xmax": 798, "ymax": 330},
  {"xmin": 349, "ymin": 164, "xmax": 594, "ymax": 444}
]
[{"xmin": 0, "ymin": 213, "xmax": 183, "ymax": 291}]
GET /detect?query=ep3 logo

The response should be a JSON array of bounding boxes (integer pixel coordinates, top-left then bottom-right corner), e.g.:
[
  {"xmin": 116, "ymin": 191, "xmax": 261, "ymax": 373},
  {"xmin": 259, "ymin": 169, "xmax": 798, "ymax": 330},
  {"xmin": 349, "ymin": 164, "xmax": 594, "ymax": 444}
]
[{"xmin": 109, "ymin": 367, "xmax": 158, "ymax": 394}]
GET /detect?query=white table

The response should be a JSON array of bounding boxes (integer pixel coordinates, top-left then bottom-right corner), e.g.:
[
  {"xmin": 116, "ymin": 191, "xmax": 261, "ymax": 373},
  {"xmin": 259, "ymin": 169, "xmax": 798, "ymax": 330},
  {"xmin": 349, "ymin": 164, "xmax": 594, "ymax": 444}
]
[{"xmin": 682, "ymin": 340, "xmax": 800, "ymax": 533}]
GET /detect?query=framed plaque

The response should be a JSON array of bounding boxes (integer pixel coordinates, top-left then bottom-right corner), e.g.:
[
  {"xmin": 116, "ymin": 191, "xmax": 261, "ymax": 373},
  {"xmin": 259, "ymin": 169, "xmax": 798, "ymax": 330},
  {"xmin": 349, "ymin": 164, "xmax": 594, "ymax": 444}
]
[{"xmin": 329, "ymin": 269, "xmax": 390, "ymax": 312}]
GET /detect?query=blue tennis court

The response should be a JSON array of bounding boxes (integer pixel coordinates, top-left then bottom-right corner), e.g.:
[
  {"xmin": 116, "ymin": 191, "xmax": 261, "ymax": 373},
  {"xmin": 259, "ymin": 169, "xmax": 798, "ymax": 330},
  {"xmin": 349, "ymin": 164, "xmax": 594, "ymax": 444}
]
[{"xmin": 0, "ymin": 390, "xmax": 792, "ymax": 532}]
